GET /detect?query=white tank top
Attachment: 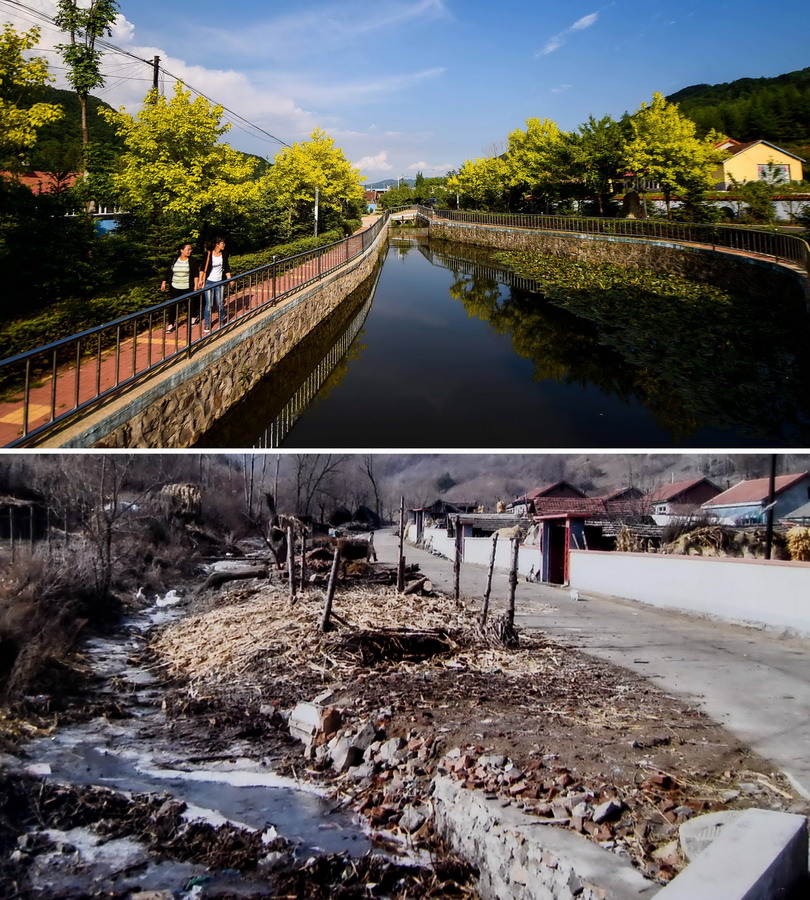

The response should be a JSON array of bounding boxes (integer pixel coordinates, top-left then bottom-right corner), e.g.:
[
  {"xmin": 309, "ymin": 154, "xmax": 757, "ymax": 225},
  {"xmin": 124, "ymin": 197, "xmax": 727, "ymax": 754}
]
[{"xmin": 209, "ymin": 255, "xmax": 224, "ymax": 282}]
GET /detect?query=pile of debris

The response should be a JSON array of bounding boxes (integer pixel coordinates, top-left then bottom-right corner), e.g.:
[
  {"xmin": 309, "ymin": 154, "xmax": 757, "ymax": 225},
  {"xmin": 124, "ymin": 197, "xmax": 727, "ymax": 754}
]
[
  {"xmin": 277, "ymin": 688, "xmax": 796, "ymax": 885},
  {"xmin": 152, "ymin": 581, "xmax": 473, "ymax": 706}
]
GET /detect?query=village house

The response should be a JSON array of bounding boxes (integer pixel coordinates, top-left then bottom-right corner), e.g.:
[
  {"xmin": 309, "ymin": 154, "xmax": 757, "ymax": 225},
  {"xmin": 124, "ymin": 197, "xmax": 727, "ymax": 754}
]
[
  {"xmin": 701, "ymin": 472, "xmax": 810, "ymax": 525},
  {"xmin": 647, "ymin": 477, "xmax": 722, "ymax": 525},
  {"xmin": 782, "ymin": 500, "xmax": 810, "ymax": 526},
  {"xmin": 506, "ymin": 481, "xmax": 586, "ymax": 516},
  {"xmin": 712, "ymin": 138, "xmax": 806, "ymax": 189}
]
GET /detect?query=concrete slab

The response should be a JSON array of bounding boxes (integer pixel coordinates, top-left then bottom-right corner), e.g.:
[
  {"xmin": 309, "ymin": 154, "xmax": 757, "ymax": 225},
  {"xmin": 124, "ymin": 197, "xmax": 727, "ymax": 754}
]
[{"xmin": 657, "ymin": 809, "xmax": 808, "ymax": 899}]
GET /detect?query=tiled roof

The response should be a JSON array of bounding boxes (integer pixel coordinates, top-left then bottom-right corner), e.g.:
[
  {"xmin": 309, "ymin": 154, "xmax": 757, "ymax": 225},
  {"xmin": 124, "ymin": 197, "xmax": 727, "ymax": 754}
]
[
  {"xmin": 703, "ymin": 472, "xmax": 809, "ymax": 508},
  {"xmin": 531, "ymin": 498, "xmax": 642, "ymax": 519},
  {"xmin": 716, "ymin": 139, "xmax": 806, "ymax": 163},
  {"xmin": 647, "ymin": 478, "xmax": 716, "ymax": 503},
  {"xmin": 596, "ymin": 486, "xmax": 641, "ymax": 501},
  {"xmin": 517, "ymin": 481, "xmax": 586, "ymax": 502},
  {"xmin": 1, "ymin": 170, "xmax": 78, "ymax": 193},
  {"xmin": 783, "ymin": 500, "xmax": 810, "ymax": 521}
]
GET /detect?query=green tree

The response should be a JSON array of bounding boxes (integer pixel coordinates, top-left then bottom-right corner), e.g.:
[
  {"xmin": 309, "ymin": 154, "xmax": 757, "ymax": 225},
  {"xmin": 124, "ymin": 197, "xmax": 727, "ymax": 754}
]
[
  {"xmin": 447, "ymin": 156, "xmax": 508, "ymax": 210},
  {"xmin": 624, "ymin": 93, "xmax": 725, "ymax": 218},
  {"xmin": 0, "ymin": 25, "xmax": 63, "ymax": 173},
  {"xmin": 567, "ymin": 115, "xmax": 627, "ymax": 216},
  {"xmin": 54, "ymin": 0, "xmax": 119, "ymax": 165},
  {"xmin": 101, "ymin": 82, "xmax": 265, "ymax": 252},
  {"xmin": 265, "ymin": 128, "xmax": 365, "ymax": 234},
  {"xmin": 505, "ymin": 117, "xmax": 567, "ymax": 211}
]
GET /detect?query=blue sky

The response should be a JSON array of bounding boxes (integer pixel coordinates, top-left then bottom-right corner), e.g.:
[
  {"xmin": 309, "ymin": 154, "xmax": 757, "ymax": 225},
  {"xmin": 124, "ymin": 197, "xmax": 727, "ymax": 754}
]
[{"xmin": 5, "ymin": 0, "xmax": 809, "ymax": 180}]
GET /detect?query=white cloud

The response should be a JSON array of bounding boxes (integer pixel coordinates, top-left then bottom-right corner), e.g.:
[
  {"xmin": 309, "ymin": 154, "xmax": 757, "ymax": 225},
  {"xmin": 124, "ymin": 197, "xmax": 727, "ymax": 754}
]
[
  {"xmin": 205, "ymin": 0, "xmax": 450, "ymax": 62},
  {"xmin": 538, "ymin": 10, "xmax": 600, "ymax": 56},
  {"xmin": 570, "ymin": 12, "xmax": 599, "ymax": 31},
  {"xmin": 550, "ymin": 84, "xmax": 573, "ymax": 94},
  {"xmin": 271, "ymin": 68, "xmax": 445, "ymax": 105},
  {"xmin": 354, "ymin": 151, "xmax": 394, "ymax": 173},
  {"xmin": 406, "ymin": 160, "xmax": 453, "ymax": 173}
]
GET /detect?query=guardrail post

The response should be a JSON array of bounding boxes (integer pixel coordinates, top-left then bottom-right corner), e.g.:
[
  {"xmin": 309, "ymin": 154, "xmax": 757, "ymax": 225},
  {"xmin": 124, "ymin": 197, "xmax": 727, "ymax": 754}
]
[{"xmin": 272, "ymin": 255, "xmax": 277, "ymax": 301}]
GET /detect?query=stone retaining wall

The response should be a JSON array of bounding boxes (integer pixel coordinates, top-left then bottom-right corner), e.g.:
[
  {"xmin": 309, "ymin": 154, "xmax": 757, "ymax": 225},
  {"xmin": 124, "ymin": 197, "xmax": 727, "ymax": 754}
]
[
  {"xmin": 428, "ymin": 221, "xmax": 810, "ymax": 305},
  {"xmin": 42, "ymin": 225, "xmax": 389, "ymax": 448},
  {"xmin": 433, "ymin": 776, "xmax": 658, "ymax": 900}
]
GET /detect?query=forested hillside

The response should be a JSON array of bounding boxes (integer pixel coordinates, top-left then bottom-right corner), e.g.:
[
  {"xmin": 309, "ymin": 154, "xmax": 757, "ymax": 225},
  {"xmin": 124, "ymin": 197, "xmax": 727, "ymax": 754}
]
[
  {"xmin": 667, "ymin": 67, "xmax": 810, "ymax": 170},
  {"xmin": 23, "ymin": 86, "xmax": 124, "ymax": 172}
]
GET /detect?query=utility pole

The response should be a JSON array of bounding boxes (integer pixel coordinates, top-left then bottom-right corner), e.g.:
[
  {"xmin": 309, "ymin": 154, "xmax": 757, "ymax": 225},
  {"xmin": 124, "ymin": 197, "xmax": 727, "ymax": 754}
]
[
  {"xmin": 765, "ymin": 454, "xmax": 777, "ymax": 560},
  {"xmin": 152, "ymin": 56, "xmax": 160, "ymax": 92}
]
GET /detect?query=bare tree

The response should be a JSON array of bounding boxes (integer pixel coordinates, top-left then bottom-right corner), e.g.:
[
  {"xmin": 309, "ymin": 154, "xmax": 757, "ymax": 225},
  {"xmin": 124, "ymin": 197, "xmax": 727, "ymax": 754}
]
[
  {"xmin": 362, "ymin": 455, "xmax": 382, "ymax": 518},
  {"xmin": 293, "ymin": 455, "xmax": 347, "ymax": 516}
]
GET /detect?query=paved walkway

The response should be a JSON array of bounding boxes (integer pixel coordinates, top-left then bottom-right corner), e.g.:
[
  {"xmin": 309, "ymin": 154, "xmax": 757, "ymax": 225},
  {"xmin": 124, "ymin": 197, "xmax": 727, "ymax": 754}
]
[
  {"xmin": 374, "ymin": 529, "xmax": 810, "ymax": 800},
  {"xmin": 0, "ymin": 225, "xmax": 375, "ymax": 446}
]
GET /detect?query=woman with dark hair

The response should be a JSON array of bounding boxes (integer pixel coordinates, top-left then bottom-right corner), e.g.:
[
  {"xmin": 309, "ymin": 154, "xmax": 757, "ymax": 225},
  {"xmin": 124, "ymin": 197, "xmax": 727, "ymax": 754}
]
[
  {"xmin": 160, "ymin": 242, "xmax": 201, "ymax": 332},
  {"xmin": 200, "ymin": 236, "xmax": 232, "ymax": 333}
]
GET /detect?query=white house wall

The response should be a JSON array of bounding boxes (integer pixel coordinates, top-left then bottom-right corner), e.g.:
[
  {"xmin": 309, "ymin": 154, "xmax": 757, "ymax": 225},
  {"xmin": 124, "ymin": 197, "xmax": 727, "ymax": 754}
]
[
  {"xmin": 463, "ymin": 536, "xmax": 543, "ymax": 577},
  {"xmin": 569, "ymin": 550, "xmax": 810, "ymax": 636},
  {"xmin": 419, "ymin": 528, "xmax": 543, "ymax": 578}
]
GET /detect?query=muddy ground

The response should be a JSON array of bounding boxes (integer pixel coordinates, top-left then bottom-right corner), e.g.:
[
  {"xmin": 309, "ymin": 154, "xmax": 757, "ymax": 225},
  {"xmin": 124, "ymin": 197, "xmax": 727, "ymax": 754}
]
[{"xmin": 1, "ymin": 561, "xmax": 806, "ymax": 898}]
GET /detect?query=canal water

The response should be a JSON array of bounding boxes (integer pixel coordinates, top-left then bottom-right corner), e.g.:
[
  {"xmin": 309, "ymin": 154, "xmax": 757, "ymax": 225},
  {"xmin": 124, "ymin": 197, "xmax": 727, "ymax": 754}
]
[{"xmin": 198, "ymin": 234, "xmax": 810, "ymax": 448}]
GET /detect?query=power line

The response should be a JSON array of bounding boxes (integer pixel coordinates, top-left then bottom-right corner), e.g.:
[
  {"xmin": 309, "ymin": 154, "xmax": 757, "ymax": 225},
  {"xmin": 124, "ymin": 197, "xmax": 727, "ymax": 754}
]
[{"xmin": 0, "ymin": 0, "xmax": 292, "ymax": 148}]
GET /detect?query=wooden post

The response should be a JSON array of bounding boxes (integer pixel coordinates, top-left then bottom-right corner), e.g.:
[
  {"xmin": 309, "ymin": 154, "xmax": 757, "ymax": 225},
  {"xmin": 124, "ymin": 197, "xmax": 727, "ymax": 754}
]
[
  {"xmin": 300, "ymin": 530, "xmax": 307, "ymax": 591},
  {"xmin": 397, "ymin": 496, "xmax": 406, "ymax": 592},
  {"xmin": 287, "ymin": 526, "xmax": 296, "ymax": 602},
  {"xmin": 481, "ymin": 533, "xmax": 499, "ymax": 625},
  {"xmin": 320, "ymin": 548, "xmax": 340, "ymax": 632},
  {"xmin": 454, "ymin": 515, "xmax": 462, "ymax": 602},
  {"xmin": 506, "ymin": 537, "xmax": 519, "ymax": 628}
]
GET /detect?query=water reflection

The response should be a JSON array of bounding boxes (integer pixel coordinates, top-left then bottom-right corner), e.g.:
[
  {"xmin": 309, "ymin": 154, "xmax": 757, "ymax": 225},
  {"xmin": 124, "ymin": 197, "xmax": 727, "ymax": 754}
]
[
  {"xmin": 196, "ymin": 266, "xmax": 379, "ymax": 448},
  {"xmin": 199, "ymin": 235, "xmax": 810, "ymax": 448},
  {"xmin": 429, "ymin": 242, "xmax": 810, "ymax": 444}
]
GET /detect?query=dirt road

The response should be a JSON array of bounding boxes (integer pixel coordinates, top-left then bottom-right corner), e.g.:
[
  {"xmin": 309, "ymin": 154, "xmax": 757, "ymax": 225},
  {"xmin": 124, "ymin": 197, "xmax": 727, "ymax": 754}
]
[{"xmin": 374, "ymin": 528, "xmax": 810, "ymax": 800}]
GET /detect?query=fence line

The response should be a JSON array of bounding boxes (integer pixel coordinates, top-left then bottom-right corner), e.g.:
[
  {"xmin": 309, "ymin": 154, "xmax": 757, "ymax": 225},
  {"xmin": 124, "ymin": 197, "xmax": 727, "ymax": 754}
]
[
  {"xmin": 414, "ymin": 205, "xmax": 810, "ymax": 274},
  {"xmin": 0, "ymin": 212, "xmax": 393, "ymax": 447}
]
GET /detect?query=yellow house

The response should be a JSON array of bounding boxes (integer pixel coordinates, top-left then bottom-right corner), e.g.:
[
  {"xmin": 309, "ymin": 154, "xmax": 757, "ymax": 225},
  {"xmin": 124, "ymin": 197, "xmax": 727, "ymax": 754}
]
[{"xmin": 713, "ymin": 138, "xmax": 805, "ymax": 190}]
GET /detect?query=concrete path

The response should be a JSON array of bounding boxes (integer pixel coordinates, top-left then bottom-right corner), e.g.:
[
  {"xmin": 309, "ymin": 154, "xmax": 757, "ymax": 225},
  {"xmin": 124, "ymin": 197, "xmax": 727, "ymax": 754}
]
[{"xmin": 374, "ymin": 529, "xmax": 810, "ymax": 800}]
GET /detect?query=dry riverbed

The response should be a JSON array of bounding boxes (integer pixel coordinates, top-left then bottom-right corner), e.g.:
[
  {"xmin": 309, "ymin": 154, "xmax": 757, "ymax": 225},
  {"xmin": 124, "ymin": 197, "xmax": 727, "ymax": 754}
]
[{"xmin": 1, "ymin": 565, "xmax": 804, "ymax": 898}]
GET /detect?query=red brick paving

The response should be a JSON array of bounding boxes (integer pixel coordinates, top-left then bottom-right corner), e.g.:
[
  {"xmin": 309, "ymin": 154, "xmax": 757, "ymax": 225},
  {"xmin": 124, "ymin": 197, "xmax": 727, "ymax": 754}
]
[{"xmin": 0, "ymin": 228, "xmax": 369, "ymax": 446}]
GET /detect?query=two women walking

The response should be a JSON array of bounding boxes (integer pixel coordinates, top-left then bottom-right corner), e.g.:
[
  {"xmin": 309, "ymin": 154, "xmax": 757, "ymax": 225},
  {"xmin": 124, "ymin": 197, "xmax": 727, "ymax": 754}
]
[{"xmin": 159, "ymin": 237, "xmax": 232, "ymax": 333}]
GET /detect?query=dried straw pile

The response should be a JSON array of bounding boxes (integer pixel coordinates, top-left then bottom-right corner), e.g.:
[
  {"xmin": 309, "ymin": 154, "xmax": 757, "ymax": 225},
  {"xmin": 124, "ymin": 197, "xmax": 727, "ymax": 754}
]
[
  {"xmin": 151, "ymin": 584, "xmax": 495, "ymax": 700},
  {"xmin": 787, "ymin": 526, "xmax": 810, "ymax": 561}
]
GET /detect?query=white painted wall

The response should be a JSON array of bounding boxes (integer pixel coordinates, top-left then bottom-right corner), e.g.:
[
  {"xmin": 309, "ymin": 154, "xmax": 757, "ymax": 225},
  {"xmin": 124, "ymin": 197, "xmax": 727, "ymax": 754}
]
[
  {"xmin": 421, "ymin": 526, "xmax": 456, "ymax": 559},
  {"xmin": 417, "ymin": 529, "xmax": 542, "ymax": 578},
  {"xmin": 463, "ymin": 536, "xmax": 542, "ymax": 577},
  {"xmin": 570, "ymin": 551, "xmax": 810, "ymax": 635}
]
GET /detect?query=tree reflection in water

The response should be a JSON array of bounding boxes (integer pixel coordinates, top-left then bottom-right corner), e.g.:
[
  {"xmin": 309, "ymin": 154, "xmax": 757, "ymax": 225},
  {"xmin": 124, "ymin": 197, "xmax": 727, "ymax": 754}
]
[{"xmin": 434, "ymin": 245, "xmax": 810, "ymax": 444}]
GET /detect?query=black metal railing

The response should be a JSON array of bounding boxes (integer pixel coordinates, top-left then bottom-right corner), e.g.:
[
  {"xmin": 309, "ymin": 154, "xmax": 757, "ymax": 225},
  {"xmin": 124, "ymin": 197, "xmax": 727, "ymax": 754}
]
[
  {"xmin": 0, "ymin": 212, "xmax": 390, "ymax": 446},
  {"xmin": 414, "ymin": 206, "xmax": 810, "ymax": 273}
]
